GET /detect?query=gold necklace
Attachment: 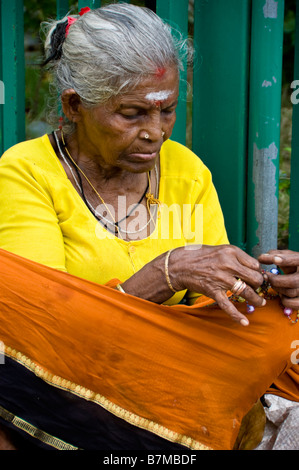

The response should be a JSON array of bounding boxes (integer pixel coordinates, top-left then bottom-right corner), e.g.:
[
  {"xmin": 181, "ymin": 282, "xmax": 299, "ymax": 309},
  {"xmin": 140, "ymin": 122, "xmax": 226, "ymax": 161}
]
[
  {"xmin": 145, "ymin": 171, "xmax": 161, "ymax": 226},
  {"xmin": 60, "ymin": 131, "xmax": 160, "ymax": 236},
  {"xmin": 61, "ymin": 131, "xmax": 123, "ymax": 238}
]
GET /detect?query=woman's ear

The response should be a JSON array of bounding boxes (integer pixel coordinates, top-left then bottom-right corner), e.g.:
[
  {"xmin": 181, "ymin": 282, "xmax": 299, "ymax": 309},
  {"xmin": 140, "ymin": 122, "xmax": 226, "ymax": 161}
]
[{"xmin": 61, "ymin": 89, "xmax": 82, "ymax": 123}]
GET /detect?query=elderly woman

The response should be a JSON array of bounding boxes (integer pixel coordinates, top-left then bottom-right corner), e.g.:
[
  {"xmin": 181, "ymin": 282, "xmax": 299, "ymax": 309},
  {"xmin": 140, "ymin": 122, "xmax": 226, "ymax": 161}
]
[
  {"xmin": 0, "ymin": 4, "xmax": 264, "ymax": 324},
  {"xmin": 0, "ymin": 3, "xmax": 297, "ymax": 451}
]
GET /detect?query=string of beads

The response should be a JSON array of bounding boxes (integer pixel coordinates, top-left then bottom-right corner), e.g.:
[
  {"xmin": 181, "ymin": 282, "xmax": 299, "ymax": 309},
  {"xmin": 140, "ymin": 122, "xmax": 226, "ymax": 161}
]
[{"xmin": 233, "ymin": 267, "xmax": 299, "ymax": 324}]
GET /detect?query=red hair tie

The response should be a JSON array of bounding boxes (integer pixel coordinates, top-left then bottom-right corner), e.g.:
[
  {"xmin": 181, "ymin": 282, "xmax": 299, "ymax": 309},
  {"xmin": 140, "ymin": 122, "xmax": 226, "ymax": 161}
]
[
  {"xmin": 79, "ymin": 7, "xmax": 91, "ymax": 16},
  {"xmin": 65, "ymin": 7, "xmax": 91, "ymax": 37}
]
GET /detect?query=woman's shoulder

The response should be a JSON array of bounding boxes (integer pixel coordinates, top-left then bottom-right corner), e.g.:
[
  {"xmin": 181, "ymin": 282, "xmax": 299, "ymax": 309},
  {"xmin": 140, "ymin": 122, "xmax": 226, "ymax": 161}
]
[
  {"xmin": 160, "ymin": 139, "xmax": 208, "ymax": 180},
  {"xmin": 0, "ymin": 134, "xmax": 61, "ymax": 175}
]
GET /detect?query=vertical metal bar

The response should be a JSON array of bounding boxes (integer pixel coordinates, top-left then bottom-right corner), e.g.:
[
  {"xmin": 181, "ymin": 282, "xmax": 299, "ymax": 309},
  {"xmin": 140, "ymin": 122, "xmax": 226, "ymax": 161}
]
[
  {"xmin": 78, "ymin": 0, "xmax": 101, "ymax": 10},
  {"xmin": 15, "ymin": 0, "xmax": 25, "ymax": 144},
  {"xmin": 0, "ymin": 0, "xmax": 25, "ymax": 153},
  {"xmin": 192, "ymin": 0, "xmax": 251, "ymax": 249},
  {"xmin": 246, "ymin": 0, "xmax": 284, "ymax": 258},
  {"xmin": 56, "ymin": 0, "xmax": 69, "ymax": 19},
  {"xmin": 289, "ymin": 0, "xmax": 299, "ymax": 251},
  {"xmin": 156, "ymin": 0, "xmax": 189, "ymax": 145}
]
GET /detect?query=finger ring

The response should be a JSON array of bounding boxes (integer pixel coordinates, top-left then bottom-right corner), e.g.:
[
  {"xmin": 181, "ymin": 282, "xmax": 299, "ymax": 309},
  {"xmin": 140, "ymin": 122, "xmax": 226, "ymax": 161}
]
[{"xmin": 231, "ymin": 278, "xmax": 247, "ymax": 296}]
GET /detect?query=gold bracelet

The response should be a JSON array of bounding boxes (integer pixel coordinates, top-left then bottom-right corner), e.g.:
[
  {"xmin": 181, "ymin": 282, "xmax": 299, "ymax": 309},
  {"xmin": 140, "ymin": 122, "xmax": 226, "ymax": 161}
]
[
  {"xmin": 115, "ymin": 284, "xmax": 125, "ymax": 293},
  {"xmin": 165, "ymin": 249, "xmax": 177, "ymax": 294}
]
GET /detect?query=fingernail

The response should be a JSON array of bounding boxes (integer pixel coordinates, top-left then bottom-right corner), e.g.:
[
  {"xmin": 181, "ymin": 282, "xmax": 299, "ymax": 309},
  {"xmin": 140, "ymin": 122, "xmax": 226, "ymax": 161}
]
[
  {"xmin": 262, "ymin": 298, "xmax": 266, "ymax": 306},
  {"xmin": 274, "ymin": 256, "xmax": 283, "ymax": 264},
  {"xmin": 241, "ymin": 318, "xmax": 249, "ymax": 326}
]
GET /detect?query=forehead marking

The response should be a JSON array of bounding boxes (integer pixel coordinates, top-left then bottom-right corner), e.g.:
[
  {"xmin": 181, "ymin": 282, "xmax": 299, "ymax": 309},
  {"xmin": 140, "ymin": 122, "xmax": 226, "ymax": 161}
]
[
  {"xmin": 145, "ymin": 90, "xmax": 173, "ymax": 102},
  {"xmin": 155, "ymin": 67, "xmax": 166, "ymax": 78}
]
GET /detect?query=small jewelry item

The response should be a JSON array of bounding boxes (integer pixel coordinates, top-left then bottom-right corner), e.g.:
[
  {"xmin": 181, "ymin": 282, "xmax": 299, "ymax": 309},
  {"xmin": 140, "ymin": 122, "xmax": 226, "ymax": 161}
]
[
  {"xmin": 246, "ymin": 304, "xmax": 255, "ymax": 314},
  {"xmin": 283, "ymin": 307, "xmax": 299, "ymax": 324},
  {"xmin": 270, "ymin": 267, "xmax": 280, "ymax": 275},
  {"xmin": 239, "ymin": 267, "xmax": 299, "ymax": 325},
  {"xmin": 165, "ymin": 249, "xmax": 177, "ymax": 294},
  {"xmin": 143, "ymin": 131, "xmax": 165, "ymax": 139},
  {"xmin": 231, "ymin": 278, "xmax": 247, "ymax": 296},
  {"xmin": 58, "ymin": 116, "xmax": 64, "ymax": 130},
  {"xmin": 145, "ymin": 170, "xmax": 161, "ymax": 228},
  {"xmin": 268, "ymin": 267, "xmax": 299, "ymax": 323}
]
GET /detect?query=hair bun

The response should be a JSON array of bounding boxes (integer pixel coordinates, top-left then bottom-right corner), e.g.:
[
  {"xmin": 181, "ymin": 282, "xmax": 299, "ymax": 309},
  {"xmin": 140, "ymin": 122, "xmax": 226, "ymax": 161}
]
[{"xmin": 43, "ymin": 20, "xmax": 68, "ymax": 66}]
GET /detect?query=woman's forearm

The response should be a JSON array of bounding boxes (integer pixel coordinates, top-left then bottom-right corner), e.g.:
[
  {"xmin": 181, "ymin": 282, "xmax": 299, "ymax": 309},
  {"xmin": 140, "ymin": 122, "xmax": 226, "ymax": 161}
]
[
  {"xmin": 120, "ymin": 248, "xmax": 184, "ymax": 304},
  {"xmin": 120, "ymin": 244, "xmax": 267, "ymax": 326}
]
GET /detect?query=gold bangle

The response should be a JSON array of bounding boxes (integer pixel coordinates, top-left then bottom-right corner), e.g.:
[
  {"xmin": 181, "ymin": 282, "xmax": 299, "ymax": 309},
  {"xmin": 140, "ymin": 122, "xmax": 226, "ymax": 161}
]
[
  {"xmin": 115, "ymin": 284, "xmax": 125, "ymax": 293},
  {"xmin": 165, "ymin": 250, "xmax": 177, "ymax": 294}
]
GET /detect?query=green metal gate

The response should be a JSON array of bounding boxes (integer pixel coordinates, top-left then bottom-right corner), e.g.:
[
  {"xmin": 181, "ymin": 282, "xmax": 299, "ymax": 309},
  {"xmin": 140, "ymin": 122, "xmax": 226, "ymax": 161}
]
[{"xmin": 0, "ymin": 0, "xmax": 298, "ymax": 255}]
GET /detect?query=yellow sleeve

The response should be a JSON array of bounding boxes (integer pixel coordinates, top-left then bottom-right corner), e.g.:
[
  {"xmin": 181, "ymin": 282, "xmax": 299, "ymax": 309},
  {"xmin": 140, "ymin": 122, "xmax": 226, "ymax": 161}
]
[{"xmin": 0, "ymin": 154, "xmax": 67, "ymax": 271}]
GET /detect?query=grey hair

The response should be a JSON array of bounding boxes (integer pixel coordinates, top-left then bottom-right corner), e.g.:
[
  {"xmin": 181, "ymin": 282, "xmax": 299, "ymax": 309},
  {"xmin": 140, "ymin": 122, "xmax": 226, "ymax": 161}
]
[{"xmin": 42, "ymin": 3, "xmax": 193, "ymax": 134}]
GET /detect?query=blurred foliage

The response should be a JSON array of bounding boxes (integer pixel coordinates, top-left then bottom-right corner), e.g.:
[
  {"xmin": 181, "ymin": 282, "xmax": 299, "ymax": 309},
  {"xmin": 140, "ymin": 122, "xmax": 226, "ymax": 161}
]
[
  {"xmin": 278, "ymin": 98, "xmax": 293, "ymax": 248},
  {"xmin": 283, "ymin": 0, "xmax": 296, "ymax": 90},
  {"xmin": 278, "ymin": 0, "xmax": 296, "ymax": 248},
  {"xmin": 24, "ymin": 0, "xmax": 57, "ymax": 35}
]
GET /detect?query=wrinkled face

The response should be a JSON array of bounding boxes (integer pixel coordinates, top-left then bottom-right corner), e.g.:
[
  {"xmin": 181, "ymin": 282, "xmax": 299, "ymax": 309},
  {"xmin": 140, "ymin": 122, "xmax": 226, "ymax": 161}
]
[{"xmin": 77, "ymin": 66, "xmax": 179, "ymax": 173}]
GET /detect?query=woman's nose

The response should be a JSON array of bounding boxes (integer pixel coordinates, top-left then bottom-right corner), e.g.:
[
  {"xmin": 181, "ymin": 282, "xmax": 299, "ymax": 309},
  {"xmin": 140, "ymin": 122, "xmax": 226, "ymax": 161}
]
[{"xmin": 146, "ymin": 111, "xmax": 163, "ymax": 141}]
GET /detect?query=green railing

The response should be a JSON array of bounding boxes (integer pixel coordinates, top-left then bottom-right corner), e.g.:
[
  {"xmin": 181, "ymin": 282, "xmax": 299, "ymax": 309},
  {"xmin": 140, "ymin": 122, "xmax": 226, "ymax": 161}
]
[{"xmin": 0, "ymin": 0, "xmax": 298, "ymax": 254}]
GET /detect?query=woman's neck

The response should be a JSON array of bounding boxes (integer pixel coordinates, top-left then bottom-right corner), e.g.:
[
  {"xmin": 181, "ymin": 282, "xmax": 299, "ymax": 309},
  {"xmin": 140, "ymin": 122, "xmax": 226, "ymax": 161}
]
[{"xmin": 50, "ymin": 130, "xmax": 158, "ymax": 198}]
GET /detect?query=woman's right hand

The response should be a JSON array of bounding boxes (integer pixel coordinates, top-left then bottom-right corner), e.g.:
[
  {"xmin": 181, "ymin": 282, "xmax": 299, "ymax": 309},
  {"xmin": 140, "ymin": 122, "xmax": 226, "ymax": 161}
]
[
  {"xmin": 121, "ymin": 244, "xmax": 265, "ymax": 327},
  {"xmin": 169, "ymin": 244, "xmax": 265, "ymax": 326},
  {"xmin": 258, "ymin": 249, "xmax": 299, "ymax": 311}
]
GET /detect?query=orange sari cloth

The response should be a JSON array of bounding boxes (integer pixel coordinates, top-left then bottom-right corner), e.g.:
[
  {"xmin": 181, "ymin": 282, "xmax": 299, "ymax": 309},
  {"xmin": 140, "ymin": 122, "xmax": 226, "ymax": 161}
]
[{"xmin": 0, "ymin": 248, "xmax": 298, "ymax": 450}]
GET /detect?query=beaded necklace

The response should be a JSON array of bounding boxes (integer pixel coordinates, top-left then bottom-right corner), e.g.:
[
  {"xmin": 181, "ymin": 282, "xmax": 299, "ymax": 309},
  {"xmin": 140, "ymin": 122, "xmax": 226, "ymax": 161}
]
[{"xmin": 232, "ymin": 267, "xmax": 299, "ymax": 324}]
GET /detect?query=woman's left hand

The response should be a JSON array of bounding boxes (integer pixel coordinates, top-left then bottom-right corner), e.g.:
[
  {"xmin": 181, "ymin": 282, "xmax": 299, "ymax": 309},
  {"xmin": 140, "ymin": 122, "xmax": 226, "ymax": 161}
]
[{"xmin": 258, "ymin": 250, "xmax": 299, "ymax": 310}]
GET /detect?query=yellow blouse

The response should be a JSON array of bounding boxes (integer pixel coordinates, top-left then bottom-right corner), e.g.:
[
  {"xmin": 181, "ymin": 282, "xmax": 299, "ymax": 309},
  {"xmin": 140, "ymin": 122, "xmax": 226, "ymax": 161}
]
[{"xmin": 0, "ymin": 134, "xmax": 228, "ymax": 304}]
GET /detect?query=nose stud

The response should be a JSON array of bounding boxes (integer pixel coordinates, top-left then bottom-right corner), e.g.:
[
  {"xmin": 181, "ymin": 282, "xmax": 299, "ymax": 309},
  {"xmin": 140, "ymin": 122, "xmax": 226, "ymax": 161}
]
[{"xmin": 143, "ymin": 131, "xmax": 165, "ymax": 140}]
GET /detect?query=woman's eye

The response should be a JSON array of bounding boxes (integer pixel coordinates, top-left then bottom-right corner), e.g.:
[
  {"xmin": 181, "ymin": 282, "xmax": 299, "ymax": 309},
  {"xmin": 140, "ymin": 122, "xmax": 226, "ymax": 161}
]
[
  {"xmin": 162, "ymin": 107, "xmax": 176, "ymax": 115},
  {"xmin": 122, "ymin": 114, "xmax": 138, "ymax": 119},
  {"xmin": 120, "ymin": 106, "xmax": 176, "ymax": 119},
  {"xmin": 120, "ymin": 110, "xmax": 141, "ymax": 119}
]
